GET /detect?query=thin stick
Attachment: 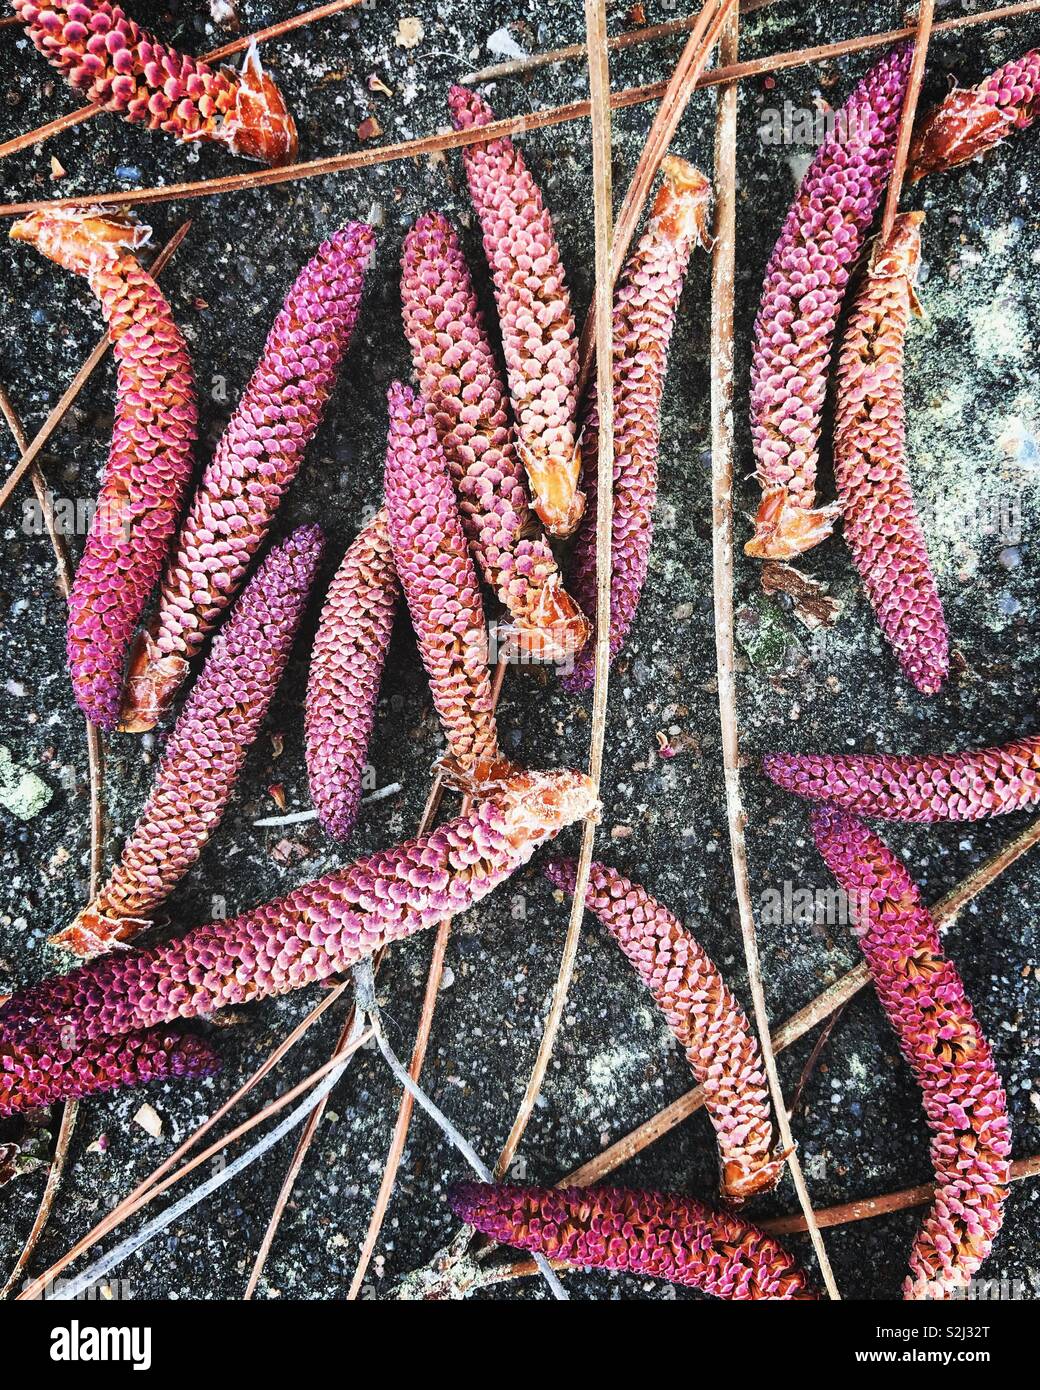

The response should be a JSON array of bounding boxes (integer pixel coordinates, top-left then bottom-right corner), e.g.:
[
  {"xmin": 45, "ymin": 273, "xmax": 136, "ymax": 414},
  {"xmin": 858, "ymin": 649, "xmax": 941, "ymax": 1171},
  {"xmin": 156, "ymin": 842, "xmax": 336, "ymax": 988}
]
[
  {"xmin": 787, "ymin": 1003, "xmax": 848, "ymax": 1119},
  {"xmin": 708, "ymin": 8, "xmax": 838, "ymax": 1301},
  {"xmin": 6, "ymin": 1, "xmax": 1039, "ymax": 221},
  {"xmin": 493, "ymin": 0, "xmax": 615, "ymax": 1183},
  {"xmin": 347, "ymin": 662, "xmax": 507, "ymax": 1299},
  {"xmin": 0, "ymin": 1098, "xmax": 78, "ymax": 1300},
  {"xmin": 0, "ymin": 220, "xmax": 192, "ymax": 514},
  {"xmin": 879, "ymin": 0, "xmax": 935, "ymax": 244},
  {"xmin": 0, "ymin": 0, "xmax": 364, "ymax": 161}
]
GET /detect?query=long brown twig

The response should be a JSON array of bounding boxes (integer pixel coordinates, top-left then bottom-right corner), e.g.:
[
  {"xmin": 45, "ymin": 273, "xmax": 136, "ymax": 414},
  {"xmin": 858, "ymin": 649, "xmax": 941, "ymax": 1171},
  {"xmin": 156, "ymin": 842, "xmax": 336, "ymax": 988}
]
[
  {"xmin": 0, "ymin": 220, "xmax": 192, "ymax": 515},
  {"xmin": 4, "ymin": 1, "xmax": 1039, "ymax": 222},
  {"xmin": 0, "ymin": 0, "xmax": 364, "ymax": 162},
  {"xmin": 708, "ymin": 6, "xmax": 839, "ymax": 1300},
  {"xmin": 879, "ymin": 0, "xmax": 935, "ymax": 244},
  {"xmin": 492, "ymin": 0, "xmax": 615, "ymax": 1185}
]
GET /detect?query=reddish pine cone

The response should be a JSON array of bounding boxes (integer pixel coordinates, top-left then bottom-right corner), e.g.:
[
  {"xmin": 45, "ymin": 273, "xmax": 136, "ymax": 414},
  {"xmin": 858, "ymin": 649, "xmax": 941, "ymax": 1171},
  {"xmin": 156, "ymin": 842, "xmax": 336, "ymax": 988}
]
[
  {"xmin": 384, "ymin": 382, "xmax": 502, "ymax": 785},
  {"xmin": 747, "ymin": 44, "xmax": 912, "ymax": 560},
  {"xmin": 0, "ymin": 768, "xmax": 598, "ymax": 1054},
  {"xmin": 451, "ymin": 1182, "xmax": 818, "ymax": 1299},
  {"xmin": 811, "ymin": 808, "xmax": 1011, "ymax": 1299},
  {"xmin": 122, "ymin": 223, "xmax": 374, "ymax": 732},
  {"xmin": 10, "ymin": 208, "xmax": 197, "ymax": 730},
  {"xmin": 545, "ymin": 858, "xmax": 782, "ymax": 1204},
  {"xmin": 0, "ymin": 1026, "xmax": 219, "ymax": 1117},
  {"xmin": 305, "ymin": 510, "xmax": 398, "ymax": 841},
  {"xmin": 911, "ymin": 48, "xmax": 1040, "ymax": 179},
  {"xmin": 15, "ymin": 1, "xmax": 296, "ymax": 164},
  {"xmin": 54, "ymin": 526, "xmax": 324, "ymax": 959},
  {"xmin": 448, "ymin": 86, "xmax": 583, "ymax": 537},
  {"xmin": 763, "ymin": 734, "xmax": 1040, "ymax": 822},
  {"xmin": 834, "ymin": 212, "xmax": 948, "ymax": 695},
  {"xmin": 563, "ymin": 158, "xmax": 712, "ymax": 692},
  {"xmin": 400, "ymin": 212, "xmax": 589, "ymax": 664}
]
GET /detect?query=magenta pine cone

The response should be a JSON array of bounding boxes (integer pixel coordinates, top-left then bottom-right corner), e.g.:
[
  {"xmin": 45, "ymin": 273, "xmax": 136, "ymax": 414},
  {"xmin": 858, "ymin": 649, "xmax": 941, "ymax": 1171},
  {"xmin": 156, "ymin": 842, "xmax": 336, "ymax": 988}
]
[
  {"xmin": 747, "ymin": 44, "xmax": 912, "ymax": 560},
  {"xmin": 563, "ymin": 157, "xmax": 712, "ymax": 693},
  {"xmin": 14, "ymin": 2, "xmax": 297, "ymax": 164},
  {"xmin": 53, "ymin": 526, "xmax": 324, "ymax": 959},
  {"xmin": 400, "ymin": 212, "xmax": 589, "ymax": 664},
  {"xmin": 305, "ymin": 510, "xmax": 398, "ymax": 841},
  {"xmin": 448, "ymin": 85, "xmax": 583, "ymax": 538},
  {"xmin": 811, "ymin": 808, "xmax": 1011, "ymax": 1299},
  {"xmin": 10, "ymin": 207, "xmax": 197, "ymax": 730},
  {"xmin": 0, "ymin": 1026, "xmax": 220, "ymax": 1117},
  {"xmin": 763, "ymin": 734, "xmax": 1040, "ymax": 822},
  {"xmin": 911, "ymin": 48, "xmax": 1040, "ymax": 179},
  {"xmin": 0, "ymin": 768, "xmax": 598, "ymax": 1054},
  {"xmin": 545, "ymin": 857, "xmax": 783, "ymax": 1204},
  {"xmin": 450, "ymin": 1182, "xmax": 818, "ymax": 1299},
  {"xmin": 833, "ymin": 212, "xmax": 948, "ymax": 695},
  {"xmin": 122, "ymin": 222, "xmax": 374, "ymax": 732},
  {"xmin": 384, "ymin": 381, "xmax": 503, "ymax": 786}
]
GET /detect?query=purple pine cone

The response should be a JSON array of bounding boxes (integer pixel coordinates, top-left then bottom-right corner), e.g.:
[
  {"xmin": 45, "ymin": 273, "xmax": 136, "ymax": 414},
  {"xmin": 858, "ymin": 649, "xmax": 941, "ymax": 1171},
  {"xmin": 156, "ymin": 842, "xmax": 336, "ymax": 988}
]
[
  {"xmin": 122, "ymin": 223, "xmax": 374, "ymax": 731},
  {"xmin": 0, "ymin": 769, "xmax": 598, "ymax": 1055},
  {"xmin": 384, "ymin": 381, "xmax": 502, "ymax": 784},
  {"xmin": 305, "ymin": 510, "xmax": 398, "ymax": 841},
  {"xmin": 747, "ymin": 45, "xmax": 912, "ymax": 560},
  {"xmin": 55, "ymin": 525, "xmax": 324, "ymax": 958},
  {"xmin": 563, "ymin": 157, "xmax": 712, "ymax": 692},
  {"xmin": 0, "ymin": 1026, "xmax": 220, "ymax": 1117}
]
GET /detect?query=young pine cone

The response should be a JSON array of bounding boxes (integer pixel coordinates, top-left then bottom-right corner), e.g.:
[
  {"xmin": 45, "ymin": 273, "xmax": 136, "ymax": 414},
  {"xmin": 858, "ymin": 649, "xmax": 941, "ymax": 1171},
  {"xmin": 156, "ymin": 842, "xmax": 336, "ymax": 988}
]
[
  {"xmin": 911, "ymin": 48, "xmax": 1040, "ymax": 179},
  {"xmin": 10, "ymin": 207, "xmax": 197, "ymax": 730},
  {"xmin": 812, "ymin": 808, "xmax": 1011, "ymax": 1300},
  {"xmin": 546, "ymin": 858, "xmax": 783, "ymax": 1204},
  {"xmin": 383, "ymin": 382, "xmax": 504, "ymax": 789},
  {"xmin": 451, "ymin": 1182, "xmax": 818, "ymax": 1300},
  {"xmin": 448, "ymin": 85, "xmax": 583, "ymax": 537},
  {"xmin": 121, "ymin": 223, "xmax": 374, "ymax": 731},
  {"xmin": 563, "ymin": 157, "xmax": 712, "ymax": 692},
  {"xmin": 0, "ymin": 768, "xmax": 599, "ymax": 1055},
  {"xmin": 400, "ymin": 212, "xmax": 588, "ymax": 664},
  {"xmin": 14, "ymin": 1, "xmax": 297, "ymax": 163},
  {"xmin": 54, "ymin": 525, "xmax": 324, "ymax": 958},
  {"xmin": 305, "ymin": 510, "xmax": 398, "ymax": 841},
  {"xmin": 833, "ymin": 212, "xmax": 948, "ymax": 695},
  {"xmin": 747, "ymin": 44, "xmax": 912, "ymax": 560}
]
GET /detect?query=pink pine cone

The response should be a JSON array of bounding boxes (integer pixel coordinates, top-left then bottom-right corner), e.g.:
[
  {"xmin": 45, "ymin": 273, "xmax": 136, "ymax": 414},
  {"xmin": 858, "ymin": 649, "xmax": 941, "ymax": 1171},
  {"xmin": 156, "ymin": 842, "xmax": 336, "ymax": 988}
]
[
  {"xmin": 563, "ymin": 157, "xmax": 711, "ymax": 692},
  {"xmin": 545, "ymin": 857, "xmax": 782, "ymax": 1203},
  {"xmin": 448, "ymin": 85, "xmax": 583, "ymax": 537},
  {"xmin": 833, "ymin": 212, "xmax": 948, "ymax": 694},
  {"xmin": 305, "ymin": 510, "xmax": 398, "ymax": 841},
  {"xmin": 747, "ymin": 44, "xmax": 912, "ymax": 560},
  {"xmin": 763, "ymin": 734, "xmax": 1040, "ymax": 822},
  {"xmin": 14, "ymin": 0, "xmax": 297, "ymax": 163},
  {"xmin": 10, "ymin": 207, "xmax": 197, "ymax": 730},
  {"xmin": 0, "ymin": 769, "xmax": 597, "ymax": 1055},
  {"xmin": 811, "ymin": 808, "xmax": 1011, "ymax": 1299},
  {"xmin": 384, "ymin": 381, "xmax": 501, "ymax": 781},
  {"xmin": 55, "ymin": 525, "xmax": 324, "ymax": 958},
  {"xmin": 911, "ymin": 48, "xmax": 1040, "ymax": 178},
  {"xmin": 0, "ymin": 1026, "xmax": 220, "ymax": 1117},
  {"xmin": 400, "ymin": 212, "xmax": 588, "ymax": 664},
  {"xmin": 123, "ymin": 222, "xmax": 374, "ymax": 731},
  {"xmin": 450, "ymin": 1182, "xmax": 818, "ymax": 1299}
]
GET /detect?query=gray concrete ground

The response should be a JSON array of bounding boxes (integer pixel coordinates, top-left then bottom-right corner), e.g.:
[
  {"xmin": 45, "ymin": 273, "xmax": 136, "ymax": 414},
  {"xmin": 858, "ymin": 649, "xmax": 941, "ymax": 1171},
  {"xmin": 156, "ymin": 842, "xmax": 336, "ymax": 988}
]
[{"xmin": 0, "ymin": 0, "xmax": 1038, "ymax": 1300}]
